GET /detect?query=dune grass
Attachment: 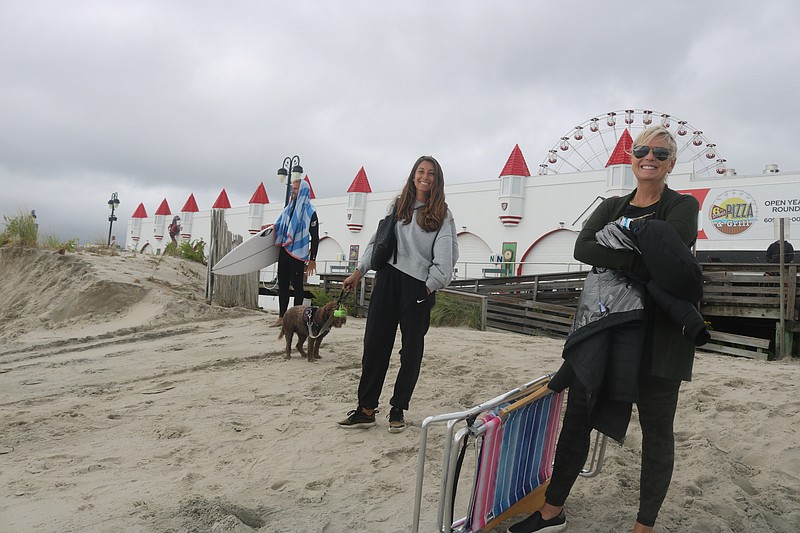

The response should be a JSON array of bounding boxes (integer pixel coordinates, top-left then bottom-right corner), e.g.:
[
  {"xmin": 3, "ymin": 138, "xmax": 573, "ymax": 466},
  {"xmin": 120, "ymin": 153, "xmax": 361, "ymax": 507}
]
[
  {"xmin": 0, "ymin": 210, "xmax": 39, "ymax": 247},
  {"xmin": 1, "ymin": 210, "xmax": 81, "ymax": 252},
  {"xmin": 431, "ymin": 292, "xmax": 481, "ymax": 329}
]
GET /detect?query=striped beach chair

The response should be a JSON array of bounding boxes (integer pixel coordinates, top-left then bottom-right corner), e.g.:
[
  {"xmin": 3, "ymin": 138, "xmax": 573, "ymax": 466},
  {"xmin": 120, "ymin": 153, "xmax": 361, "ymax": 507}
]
[{"xmin": 411, "ymin": 374, "xmax": 608, "ymax": 533}]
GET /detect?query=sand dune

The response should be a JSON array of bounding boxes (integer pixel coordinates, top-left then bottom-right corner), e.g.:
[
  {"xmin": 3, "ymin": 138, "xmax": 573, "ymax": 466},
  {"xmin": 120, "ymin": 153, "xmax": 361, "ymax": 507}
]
[{"xmin": 1, "ymin": 248, "xmax": 798, "ymax": 532}]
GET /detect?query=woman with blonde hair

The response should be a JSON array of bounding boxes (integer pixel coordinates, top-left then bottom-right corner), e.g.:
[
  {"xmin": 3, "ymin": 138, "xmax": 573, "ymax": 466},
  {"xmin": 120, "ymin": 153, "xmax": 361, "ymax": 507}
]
[{"xmin": 508, "ymin": 126, "xmax": 700, "ymax": 533}]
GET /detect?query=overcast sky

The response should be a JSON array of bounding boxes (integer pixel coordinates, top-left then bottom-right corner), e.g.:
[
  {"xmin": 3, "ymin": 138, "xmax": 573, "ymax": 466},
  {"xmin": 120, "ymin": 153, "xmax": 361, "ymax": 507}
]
[{"xmin": 2, "ymin": 0, "xmax": 799, "ymax": 244}]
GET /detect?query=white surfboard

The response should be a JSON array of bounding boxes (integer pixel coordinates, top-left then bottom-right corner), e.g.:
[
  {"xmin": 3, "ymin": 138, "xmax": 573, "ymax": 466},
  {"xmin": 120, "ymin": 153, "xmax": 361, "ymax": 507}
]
[{"xmin": 212, "ymin": 226, "xmax": 280, "ymax": 276}]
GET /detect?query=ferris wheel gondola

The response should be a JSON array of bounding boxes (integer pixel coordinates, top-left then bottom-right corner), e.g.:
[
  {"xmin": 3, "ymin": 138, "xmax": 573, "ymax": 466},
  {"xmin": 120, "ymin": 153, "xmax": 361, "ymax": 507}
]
[{"xmin": 538, "ymin": 109, "xmax": 727, "ymax": 179}]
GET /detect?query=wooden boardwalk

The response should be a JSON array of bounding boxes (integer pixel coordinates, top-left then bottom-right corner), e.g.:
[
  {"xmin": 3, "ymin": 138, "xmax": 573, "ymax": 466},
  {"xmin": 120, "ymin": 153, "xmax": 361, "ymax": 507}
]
[{"xmin": 320, "ymin": 263, "xmax": 799, "ymax": 360}]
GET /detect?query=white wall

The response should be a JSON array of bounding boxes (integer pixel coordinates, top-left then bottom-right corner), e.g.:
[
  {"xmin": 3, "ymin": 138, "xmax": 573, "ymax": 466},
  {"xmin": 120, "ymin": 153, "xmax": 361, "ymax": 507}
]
[{"xmin": 127, "ymin": 165, "xmax": 800, "ymax": 272}]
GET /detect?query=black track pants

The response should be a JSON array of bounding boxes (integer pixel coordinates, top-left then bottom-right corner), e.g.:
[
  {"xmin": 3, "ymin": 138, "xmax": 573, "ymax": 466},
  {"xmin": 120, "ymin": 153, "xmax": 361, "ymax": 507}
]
[{"xmin": 357, "ymin": 266, "xmax": 434, "ymax": 411}]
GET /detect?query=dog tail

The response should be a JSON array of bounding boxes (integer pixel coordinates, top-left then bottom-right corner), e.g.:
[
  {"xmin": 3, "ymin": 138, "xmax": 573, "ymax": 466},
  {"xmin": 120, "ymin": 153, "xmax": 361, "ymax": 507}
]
[{"xmin": 277, "ymin": 329, "xmax": 285, "ymax": 340}]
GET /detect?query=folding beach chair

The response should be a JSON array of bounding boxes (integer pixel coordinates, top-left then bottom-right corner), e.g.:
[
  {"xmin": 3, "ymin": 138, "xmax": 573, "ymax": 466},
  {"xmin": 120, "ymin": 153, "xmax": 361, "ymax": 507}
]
[{"xmin": 411, "ymin": 373, "xmax": 608, "ymax": 533}]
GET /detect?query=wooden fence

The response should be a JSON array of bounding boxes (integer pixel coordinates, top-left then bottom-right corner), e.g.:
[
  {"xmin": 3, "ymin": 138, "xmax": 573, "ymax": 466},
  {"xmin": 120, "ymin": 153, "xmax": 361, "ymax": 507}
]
[
  {"xmin": 322, "ymin": 264, "xmax": 799, "ymax": 359},
  {"xmin": 319, "ymin": 273, "xmax": 374, "ymax": 317},
  {"xmin": 456, "ymin": 264, "xmax": 798, "ymax": 359},
  {"xmin": 206, "ymin": 209, "xmax": 259, "ymax": 309}
]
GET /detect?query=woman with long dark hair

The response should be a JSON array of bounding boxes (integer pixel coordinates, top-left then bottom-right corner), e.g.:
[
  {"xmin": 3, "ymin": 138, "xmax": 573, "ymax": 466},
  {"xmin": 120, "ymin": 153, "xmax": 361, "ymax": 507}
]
[{"xmin": 339, "ymin": 155, "xmax": 459, "ymax": 433}]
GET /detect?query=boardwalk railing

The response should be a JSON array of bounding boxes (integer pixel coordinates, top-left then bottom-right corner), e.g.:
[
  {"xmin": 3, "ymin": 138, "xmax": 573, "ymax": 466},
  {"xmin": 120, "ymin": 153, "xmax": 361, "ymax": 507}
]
[
  {"xmin": 457, "ymin": 263, "xmax": 798, "ymax": 359},
  {"xmin": 699, "ymin": 263, "xmax": 798, "ymax": 321},
  {"xmin": 317, "ymin": 264, "xmax": 798, "ymax": 358}
]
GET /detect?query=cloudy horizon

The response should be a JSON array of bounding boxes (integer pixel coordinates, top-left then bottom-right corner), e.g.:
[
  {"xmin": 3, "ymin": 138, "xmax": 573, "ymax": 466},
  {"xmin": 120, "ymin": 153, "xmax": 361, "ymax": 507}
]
[{"xmin": 2, "ymin": 1, "xmax": 798, "ymax": 244}]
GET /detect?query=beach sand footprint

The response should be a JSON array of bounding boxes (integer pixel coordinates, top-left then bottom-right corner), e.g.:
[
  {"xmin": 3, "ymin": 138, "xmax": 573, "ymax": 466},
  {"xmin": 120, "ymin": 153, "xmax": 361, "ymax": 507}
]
[
  {"xmin": 141, "ymin": 381, "xmax": 177, "ymax": 395},
  {"xmin": 155, "ymin": 425, "xmax": 190, "ymax": 439}
]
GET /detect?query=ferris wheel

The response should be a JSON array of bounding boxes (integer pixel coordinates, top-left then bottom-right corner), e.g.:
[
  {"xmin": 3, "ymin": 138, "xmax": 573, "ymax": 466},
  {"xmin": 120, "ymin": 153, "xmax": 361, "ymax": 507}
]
[{"xmin": 538, "ymin": 109, "xmax": 727, "ymax": 179}]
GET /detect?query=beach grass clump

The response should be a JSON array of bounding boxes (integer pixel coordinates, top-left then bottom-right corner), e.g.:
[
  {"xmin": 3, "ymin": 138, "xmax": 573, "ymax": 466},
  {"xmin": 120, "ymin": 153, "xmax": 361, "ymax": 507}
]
[
  {"xmin": 310, "ymin": 287, "xmax": 335, "ymax": 306},
  {"xmin": 41, "ymin": 233, "xmax": 79, "ymax": 252},
  {"xmin": 163, "ymin": 239, "xmax": 206, "ymax": 264},
  {"xmin": 179, "ymin": 240, "xmax": 206, "ymax": 264},
  {"xmin": 0, "ymin": 210, "xmax": 39, "ymax": 247},
  {"xmin": 310, "ymin": 287, "xmax": 353, "ymax": 316},
  {"xmin": 431, "ymin": 292, "xmax": 481, "ymax": 329}
]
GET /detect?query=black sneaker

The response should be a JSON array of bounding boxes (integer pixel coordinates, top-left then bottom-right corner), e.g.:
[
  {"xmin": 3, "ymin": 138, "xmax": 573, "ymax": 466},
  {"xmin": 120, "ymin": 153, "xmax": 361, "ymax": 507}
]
[
  {"xmin": 387, "ymin": 407, "xmax": 406, "ymax": 433},
  {"xmin": 338, "ymin": 407, "xmax": 376, "ymax": 429},
  {"xmin": 507, "ymin": 510, "xmax": 566, "ymax": 532}
]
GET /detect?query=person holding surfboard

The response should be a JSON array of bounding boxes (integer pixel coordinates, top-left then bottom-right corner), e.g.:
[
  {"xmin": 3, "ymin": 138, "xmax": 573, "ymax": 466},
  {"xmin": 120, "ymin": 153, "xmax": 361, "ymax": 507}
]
[
  {"xmin": 273, "ymin": 178, "xmax": 319, "ymax": 327},
  {"xmin": 338, "ymin": 155, "xmax": 459, "ymax": 433}
]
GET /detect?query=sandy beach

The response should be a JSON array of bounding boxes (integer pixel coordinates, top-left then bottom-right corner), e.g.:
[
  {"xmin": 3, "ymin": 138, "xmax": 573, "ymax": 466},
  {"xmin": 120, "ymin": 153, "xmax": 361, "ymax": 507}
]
[{"xmin": 1, "ymin": 248, "xmax": 799, "ymax": 532}]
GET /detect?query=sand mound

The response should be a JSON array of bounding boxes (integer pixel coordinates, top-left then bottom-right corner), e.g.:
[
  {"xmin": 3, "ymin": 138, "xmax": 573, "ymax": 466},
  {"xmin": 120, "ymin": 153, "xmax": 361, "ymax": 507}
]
[
  {"xmin": 1, "ymin": 248, "xmax": 798, "ymax": 532},
  {"xmin": 0, "ymin": 247, "xmax": 254, "ymax": 345}
]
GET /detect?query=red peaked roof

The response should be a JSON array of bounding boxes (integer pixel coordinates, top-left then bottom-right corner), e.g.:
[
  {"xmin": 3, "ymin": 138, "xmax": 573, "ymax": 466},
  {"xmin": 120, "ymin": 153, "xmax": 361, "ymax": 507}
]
[
  {"xmin": 500, "ymin": 144, "xmax": 531, "ymax": 177},
  {"xmin": 213, "ymin": 189, "xmax": 231, "ymax": 209},
  {"xmin": 347, "ymin": 166, "xmax": 372, "ymax": 193},
  {"xmin": 303, "ymin": 176, "xmax": 316, "ymax": 199},
  {"xmin": 131, "ymin": 203, "xmax": 148, "ymax": 218},
  {"xmin": 249, "ymin": 183, "xmax": 269, "ymax": 204},
  {"xmin": 181, "ymin": 193, "xmax": 199, "ymax": 213},
  {"xmin": 155, "ymin": 199, "xmax": 171, "ymax": 216},
  {"xmin": 606, "ymin": 129, "xmax": 633, "ymax": 166}
]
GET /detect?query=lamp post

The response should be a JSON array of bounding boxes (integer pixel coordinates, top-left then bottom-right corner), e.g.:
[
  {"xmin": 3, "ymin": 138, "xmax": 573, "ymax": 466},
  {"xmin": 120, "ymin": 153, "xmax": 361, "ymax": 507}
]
[
  {"xmin": 277, "ymin": 155, "xmax": 303, "ymax": 207},
  {"xmin": 107, "ymin": 192, "xmax": 120, "ymax": 247}
]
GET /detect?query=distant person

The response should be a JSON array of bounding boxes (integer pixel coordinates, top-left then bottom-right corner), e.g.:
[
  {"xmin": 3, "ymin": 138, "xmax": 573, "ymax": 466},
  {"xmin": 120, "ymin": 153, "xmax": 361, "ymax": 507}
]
[
  {"xmin": 338, "ymin": 155, "xmax": 459, "ymax": 433},
  {"xmin": 272, "ymin": 179, "xmax": 319, "ymax": 327},
  {"xmin": 766, "ymin": 239, "xmax": 794, "ymax": 264},
  {"xmin": 168, "ymin": 216, "xmax": 181, "ymax": 246}
]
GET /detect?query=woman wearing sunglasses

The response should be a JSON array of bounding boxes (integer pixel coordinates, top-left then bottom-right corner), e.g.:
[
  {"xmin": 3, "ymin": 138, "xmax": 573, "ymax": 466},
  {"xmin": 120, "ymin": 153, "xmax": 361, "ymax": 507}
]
[{"xmin": 508, "ymin": 126, "xmax": 700, "ymax": 533}]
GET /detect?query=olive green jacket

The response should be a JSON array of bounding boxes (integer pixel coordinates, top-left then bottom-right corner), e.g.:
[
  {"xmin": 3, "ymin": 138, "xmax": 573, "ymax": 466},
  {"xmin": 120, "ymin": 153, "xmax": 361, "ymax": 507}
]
[{"xmin": 574, "ymin": 187, "xmax": 700, "ymax": 381}]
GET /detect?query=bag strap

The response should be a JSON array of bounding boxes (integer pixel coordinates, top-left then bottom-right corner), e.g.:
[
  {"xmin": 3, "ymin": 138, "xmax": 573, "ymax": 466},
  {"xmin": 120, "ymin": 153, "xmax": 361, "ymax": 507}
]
[
  {"xmin": 390, "ymin": 205, "xmax": 398, "ymax": 265},
  {"xmin": 430, "ymin": 224, "xmax": 441, "ymax": 262}
]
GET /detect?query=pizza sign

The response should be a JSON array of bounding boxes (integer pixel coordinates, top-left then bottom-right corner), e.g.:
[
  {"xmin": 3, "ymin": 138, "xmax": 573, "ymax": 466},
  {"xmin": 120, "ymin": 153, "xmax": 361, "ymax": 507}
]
[{"xmin": 708, "ymin": 190, "xmax": 758, "ymax": 235}]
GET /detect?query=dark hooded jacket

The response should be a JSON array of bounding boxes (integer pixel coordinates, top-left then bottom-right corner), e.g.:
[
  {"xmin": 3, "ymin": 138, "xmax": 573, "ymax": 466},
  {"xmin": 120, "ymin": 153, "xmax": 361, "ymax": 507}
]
[
  {"xmin": 572, "ymin": 187, "xmax": 701, "ymax": 381},
  {"xmin": 550, "ymin": 188, "xmax": 708, "ymax": 441},
  {"xmin": 554, "ymin": 218, "xmax": 708, "ymax": 442}
]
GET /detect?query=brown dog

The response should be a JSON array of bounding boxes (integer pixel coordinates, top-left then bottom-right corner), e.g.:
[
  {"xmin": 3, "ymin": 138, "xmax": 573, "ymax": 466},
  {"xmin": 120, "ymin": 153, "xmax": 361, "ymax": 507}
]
[{"xmin": 277, "ymin": 301, "xmax": 346, "ymax": 361}]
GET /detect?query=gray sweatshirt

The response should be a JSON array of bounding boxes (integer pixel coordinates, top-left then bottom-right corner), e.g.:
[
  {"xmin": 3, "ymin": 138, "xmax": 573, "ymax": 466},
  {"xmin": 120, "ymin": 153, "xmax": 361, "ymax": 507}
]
[{"xmin": 357, "ymin": 201, "xmax": 459, "ymax": 292}]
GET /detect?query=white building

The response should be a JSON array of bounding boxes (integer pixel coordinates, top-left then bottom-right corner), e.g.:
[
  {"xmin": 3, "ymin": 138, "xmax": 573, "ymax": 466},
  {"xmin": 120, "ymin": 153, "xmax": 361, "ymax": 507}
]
[{"xmin": 126, "ymin": 114, "xmax": 799, "ymax": 279}]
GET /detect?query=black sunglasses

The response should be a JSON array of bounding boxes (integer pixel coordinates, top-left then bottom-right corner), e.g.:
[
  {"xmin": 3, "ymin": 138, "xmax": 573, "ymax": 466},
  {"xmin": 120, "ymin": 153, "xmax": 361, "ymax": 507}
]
[{"xmin": 632, "ymin": 145, "xmax": 671, "ymax": 161}]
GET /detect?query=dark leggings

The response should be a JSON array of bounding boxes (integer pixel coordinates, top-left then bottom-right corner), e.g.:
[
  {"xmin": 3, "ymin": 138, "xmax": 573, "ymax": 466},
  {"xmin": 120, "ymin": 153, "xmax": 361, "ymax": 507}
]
[
  {"xmin": 545, "ymin": 373, "xmax": 681, "ymax": 527},
  {"xmin": 277, "ymin": 247, "xmax": 306, "ymax": 316}
]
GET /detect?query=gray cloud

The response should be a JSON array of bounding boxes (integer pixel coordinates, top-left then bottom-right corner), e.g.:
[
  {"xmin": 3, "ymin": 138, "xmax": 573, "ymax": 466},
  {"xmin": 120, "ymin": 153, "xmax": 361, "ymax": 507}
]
[{"xmin": 1, "ymin": 0, "xmax": 799, "ymax": 242}]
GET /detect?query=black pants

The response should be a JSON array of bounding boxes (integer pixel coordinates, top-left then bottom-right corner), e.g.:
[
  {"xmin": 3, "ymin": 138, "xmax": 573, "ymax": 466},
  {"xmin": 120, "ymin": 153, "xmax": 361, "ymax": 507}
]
[
  {"xmin": 545, "ymin": 373, "xmax": 681, "ymax": 527},
  {"xmin": 357, "ymin": 266, "xmax": 434, "ymax": 411},
  {"xmin": 277, "ymin": 247, "xmax": 305, "ymax": 317}
]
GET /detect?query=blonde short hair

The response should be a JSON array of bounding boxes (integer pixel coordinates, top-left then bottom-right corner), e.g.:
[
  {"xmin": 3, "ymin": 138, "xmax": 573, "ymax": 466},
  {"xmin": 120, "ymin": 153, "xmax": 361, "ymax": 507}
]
[{"xmin": 632, "ymin": 126, "xmax": 677, "ymax": 159}]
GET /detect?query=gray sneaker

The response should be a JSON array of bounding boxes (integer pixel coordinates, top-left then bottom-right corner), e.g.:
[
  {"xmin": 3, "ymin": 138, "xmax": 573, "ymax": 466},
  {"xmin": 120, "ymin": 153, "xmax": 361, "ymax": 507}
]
[{"xmin": 338, "ymin": 408, "xmax": 376, "ymax": 429}]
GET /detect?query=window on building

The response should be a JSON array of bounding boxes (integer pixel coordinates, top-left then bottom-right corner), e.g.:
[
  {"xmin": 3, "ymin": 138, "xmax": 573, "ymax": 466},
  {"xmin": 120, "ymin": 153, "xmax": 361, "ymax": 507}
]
[{"xmin": 511, "ymin": 176, "xmax": 522, "ymax": 195}]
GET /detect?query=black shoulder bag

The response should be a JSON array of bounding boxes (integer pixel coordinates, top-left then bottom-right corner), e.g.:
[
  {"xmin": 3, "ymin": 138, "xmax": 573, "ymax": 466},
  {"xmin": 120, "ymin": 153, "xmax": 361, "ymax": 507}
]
[{"xmin": 371, "ymin": 206, "xmax": 398, "ymax": 270}]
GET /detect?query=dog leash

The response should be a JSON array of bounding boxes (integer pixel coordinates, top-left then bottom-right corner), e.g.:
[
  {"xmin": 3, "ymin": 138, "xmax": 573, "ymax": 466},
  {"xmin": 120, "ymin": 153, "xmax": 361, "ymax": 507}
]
[{"xmin": 306, "ymin": 288, "xmax": 347, "ymax": 339}]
